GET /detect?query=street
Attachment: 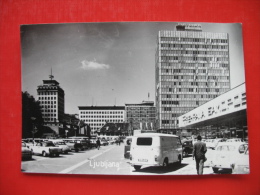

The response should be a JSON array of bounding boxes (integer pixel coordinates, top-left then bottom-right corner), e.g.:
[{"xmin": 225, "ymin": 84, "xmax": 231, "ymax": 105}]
[{"xmin": 22, "ymin": 144, "xmax": 218, "ymax": 175}]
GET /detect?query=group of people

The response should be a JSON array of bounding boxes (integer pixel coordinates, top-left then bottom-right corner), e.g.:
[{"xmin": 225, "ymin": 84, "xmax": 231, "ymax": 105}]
[{"xmin": 95, "ymin": 137, "xmax": 122, "ymax": 150}]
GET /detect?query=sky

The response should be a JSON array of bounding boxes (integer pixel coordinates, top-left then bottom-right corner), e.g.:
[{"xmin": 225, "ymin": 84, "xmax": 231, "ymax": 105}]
[{"xmin": 21, "ymin": 22, "xmax": 245, "ymax": 114}]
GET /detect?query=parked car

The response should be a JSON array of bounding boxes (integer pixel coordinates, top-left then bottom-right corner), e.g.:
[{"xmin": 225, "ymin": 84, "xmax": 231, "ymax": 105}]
[
  {"xmin": 210, "ymin": 142, "xmax": 248, "ymax": 173},
  {"xmin": 232, "ymin": 147, "xmax": 250, "ymax": 174},
  {"xmin": 100, "ymin": 139, "xmax": 109, "ymax": 146},
  {"xmin": 226, "ymin": 138, "xmax": 242, "ymax": 142},
  {"xmin": 63, "ymin": 139, "xmax": 83, "ymax": 152},
  {"xmin": 182, "ymin": 139, "xmax": 193, "ymax": 157},
  {"xmin": 50, "ymin": 140, "xmax": 71, "ymax": 154},
  {"xmin": 205, "ymin": 138, "xmax": 225, "ymax": 150},
  {"xmin": 21, "ymin": 142, "xmax": 32, "ymax": 160},
  {"xmin": 89, "ymin": 139, "xmax": 97, "ymax": 148},
  {"xmin": 30, "ymin": 141, "xmax": 62, "ymax": 157}
]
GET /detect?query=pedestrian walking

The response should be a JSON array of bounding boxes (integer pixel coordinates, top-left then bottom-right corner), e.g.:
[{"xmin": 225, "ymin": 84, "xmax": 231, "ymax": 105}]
[
  {"xmin": 193, "ymin": 135, "xmax": 207, "ymax": 175},
  {"xmin": 96, "ymin": 138, "xmax": 101, "ymax": 150}
]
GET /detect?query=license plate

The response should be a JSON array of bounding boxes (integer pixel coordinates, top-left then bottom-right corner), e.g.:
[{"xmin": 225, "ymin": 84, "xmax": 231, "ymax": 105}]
[{"xmin": 138, "ymin": 159, "xmax": 148, "ymax": 162}]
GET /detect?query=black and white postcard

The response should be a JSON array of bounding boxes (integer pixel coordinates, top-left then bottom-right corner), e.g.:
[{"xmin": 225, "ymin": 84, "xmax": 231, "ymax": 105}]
[{"xmin": 21, "ymin": 22, "xmax": 249, "ymax": 175}]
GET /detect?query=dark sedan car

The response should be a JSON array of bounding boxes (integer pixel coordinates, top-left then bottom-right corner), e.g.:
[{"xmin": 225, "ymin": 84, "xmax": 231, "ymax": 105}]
[{"xmin": 182, "ymin": 140, "xmax": 193, "ymax": 157}]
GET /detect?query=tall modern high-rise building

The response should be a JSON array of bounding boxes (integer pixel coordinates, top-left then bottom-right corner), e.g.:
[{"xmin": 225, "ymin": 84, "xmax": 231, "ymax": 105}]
[
  {"xmin": 155, "ymin": 23, "xmax": 230, "ymax": 133},
  {"xmin": 37, "ymin": 73, "xmax": 65, "ymax": 134}
]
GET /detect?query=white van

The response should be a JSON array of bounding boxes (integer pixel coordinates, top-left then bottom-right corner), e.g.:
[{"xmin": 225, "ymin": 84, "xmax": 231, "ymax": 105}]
[{"xmin": 130, "ymin": 133, "xmax": 183, "ymax": 170}]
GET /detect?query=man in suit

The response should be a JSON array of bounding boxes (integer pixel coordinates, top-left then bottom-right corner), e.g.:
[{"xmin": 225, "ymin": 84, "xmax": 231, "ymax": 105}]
[{"xmin": 193, "ymin": 135, "xmax": 207, "ymax": 175}]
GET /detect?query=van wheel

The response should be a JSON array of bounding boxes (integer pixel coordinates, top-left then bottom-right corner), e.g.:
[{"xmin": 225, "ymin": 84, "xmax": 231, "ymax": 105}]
[
  {"xmin": 134, "ymin": 165, "xmax": 141, "ymax": 170},
  {"xmin": 42, "ymin": 151, "xmax": 47, "ymax": 157},
  {"xmin": 163, "ymin": 158, "xmax": 169, "ymax": 167},
  {"xmin": 212, "ymin": 168, "xmax": 218, "ymax": 173},
  {"xmin": 177, "ymin": 155, "xmax": 182, "ymax": 165}
]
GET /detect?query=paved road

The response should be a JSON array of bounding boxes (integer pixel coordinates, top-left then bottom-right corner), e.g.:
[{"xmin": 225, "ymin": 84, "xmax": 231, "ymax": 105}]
[{"xmin": 22, "ymin": 144, "xmax": 217, "ymax": 175}]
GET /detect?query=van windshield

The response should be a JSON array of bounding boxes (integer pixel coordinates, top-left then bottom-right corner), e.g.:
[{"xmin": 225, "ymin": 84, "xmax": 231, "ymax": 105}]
[{"xmin": 137, "ymin": 137, "xmax": 152, "ymax": 146}]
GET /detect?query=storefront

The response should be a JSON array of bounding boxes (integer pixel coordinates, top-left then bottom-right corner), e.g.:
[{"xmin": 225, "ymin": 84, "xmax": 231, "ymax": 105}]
[{"xmin": 178, "ymin": 83, "xmax": 248, "ymax": 140}]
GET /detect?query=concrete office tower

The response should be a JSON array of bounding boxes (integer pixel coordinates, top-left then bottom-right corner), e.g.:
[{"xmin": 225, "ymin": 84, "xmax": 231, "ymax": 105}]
[
  {"xmin": 155, "ymin": 23, "xmax": 230, "ymax": 133},
  {"xmin": 125, "ymin": 101, "xmax": 156, "ymax": 133},
  {"xmin": 37, "ymin": 73, "xmax": 65, "ymax": 134},
  {"xmin": 78, "ymin": 106, "xmax": 125, "ymax": 135}
]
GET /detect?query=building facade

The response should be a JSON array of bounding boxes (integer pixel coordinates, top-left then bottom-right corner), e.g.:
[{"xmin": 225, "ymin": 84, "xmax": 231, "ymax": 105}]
[
  {"xmin": 125, "ymin": 101, "xmax": 156, "ymax": 133},
  {"xmin": 178, "ymin": 83, "xmax": 247, "ymax": 139},
  {"xmin": 37, "ymin": 75, "xmax": 65, "ymax": 134},
  {"xmin": 155, "ymin": 23, "xmax": 230, "ymax": 132},
  {"xmin": 78, "ymin": 106, "xmax": 125, "ymax": 135}
]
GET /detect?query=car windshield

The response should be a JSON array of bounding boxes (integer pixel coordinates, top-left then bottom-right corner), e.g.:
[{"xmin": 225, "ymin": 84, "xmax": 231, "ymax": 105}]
[
  {"xmin": 43, "ymin": 142, "xmax": 55, "ymax": 147},
  {"xmin": 57, "ymin": 142, "xmax": 66, "ymax": 145},
  {"xmin": 216, "ymin": 145, "xmax": 236, "ymax": 151}
]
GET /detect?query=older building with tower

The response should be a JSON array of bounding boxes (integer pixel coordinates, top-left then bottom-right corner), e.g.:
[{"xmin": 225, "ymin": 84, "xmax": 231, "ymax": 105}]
[
  {"xmin": 155, "ymin": 23, "xmax": 231, "ymax": 133},
  {"xmin": 37, "ymin": 72, "xmax": 65, "ymax": 135}
]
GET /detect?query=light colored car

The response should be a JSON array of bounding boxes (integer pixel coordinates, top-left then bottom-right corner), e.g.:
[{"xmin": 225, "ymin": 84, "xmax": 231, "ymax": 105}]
[
  {"xmin": 30, "ymin": 141, "xmax": 62, "ymax": 157},
  {"xmin": 226, "ymin": 138, "xmax": 242, "ymax": 142},
  {"xmin": 210, "ymin": 142, "xmax": 248, "ymax": 173},
  {"xmin": 232, "ymin": 147, "xmax": 250, "ymax": 174},
  {"xmin": 100, "ymin": 139, "xmax": 109, "ymax": 146},
  {"xmin": 50, "ymin": 140, "xmax": 71, "ymax": 154},
  {"xmin": 22, "ymin": 142, "xmax": 32, "ymax": 160},
  {"xmin": 204, "ymin": 139, "xmax": 215, "ymax": 149}
]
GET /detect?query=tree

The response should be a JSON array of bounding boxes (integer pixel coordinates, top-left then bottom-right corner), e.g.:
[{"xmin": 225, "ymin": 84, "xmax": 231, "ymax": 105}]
[{"xmin": 22, "ymin": 91, "xmax": 44, "ymax": 138}]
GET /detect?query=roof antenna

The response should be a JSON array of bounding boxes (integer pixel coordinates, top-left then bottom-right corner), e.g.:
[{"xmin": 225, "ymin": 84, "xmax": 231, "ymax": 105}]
[{"xmin": 49, "ymin": 67, "xmax": 54, "ymax": 80}]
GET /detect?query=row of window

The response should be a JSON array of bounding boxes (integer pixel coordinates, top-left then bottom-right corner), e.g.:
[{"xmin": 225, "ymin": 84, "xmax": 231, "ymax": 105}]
[
  {"xmin": 41, "ymin": 105, "xmax": 57, "ymax": 109},
  {"xmin": 42, "ymin": 109, "xmax": 56, "ymax": 113},
  {"xmin": 160, "ymin": 37, "xmax": 228, "ymax": 43},
  {"xmin": 161, "ymin": 56, "xmax": 229, "ymax": 62},
  {"xmin": 83, "ymin": 119, "xmax": 123, "ymax": 124},
  {"xmin": 80, "ymin": 111, "xmax": 124, "ymax": 114},
  {"xmin": 39, "ymin": 101, "xmax": 57, "ymax": 104},
  {"xmin": 161, "ymin": 43, "xmax": 228, "ymax": 50},
  {"xmin": 161, "ymin": 93, "xmax": 227, "ymax": 99},
  {"xmin": 161, "ymin": 87, "xmax": 226, "ymax": 93},
  {"xmin": 80, "ymin": 115, "xmax": 124, "ymax": 118},
  {"xmin": 43, "ymin": 114, "xmax": 57, "ymax": 117},
  {"xmin": 161, "ymin": 75, "xmax": 229, "ymax": 80},
  {"xmin": 160, "ymin": 62, "xmax": 229, "ymax": 68},
  {"xmin": 161, "ymin": 68, "xmax": 228, "ymax": 75},
  {"xmin": 161, "ymin": 81, "xmax": 230, "ymax": 87},
  {"xmin": 39, "ymin": 96, "xmax": 56, "ymax": 100},
  {"xmin": 38, "ymin": 91, "xmax": 58, "ymax": 95},
  {"xmin": 161, "ymin": 120, "xmax": 179, "ymax": 125},
  {"xmin": 160, "ymin": 49, "xmax": 228, "ymax": 55}
]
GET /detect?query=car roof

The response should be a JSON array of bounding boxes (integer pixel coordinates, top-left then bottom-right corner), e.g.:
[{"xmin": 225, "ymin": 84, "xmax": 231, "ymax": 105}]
[
  {"xmin": 133, "ymin": 133, "xmax": 178, "ymax": 138},
  {"xmin": 216, "ymin": 142, "xmax": 247, "ymax": 147}
]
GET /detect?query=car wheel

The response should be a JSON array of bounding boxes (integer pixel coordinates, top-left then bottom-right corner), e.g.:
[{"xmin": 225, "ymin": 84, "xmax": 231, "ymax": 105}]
[
  {"xmin": 134, "ymin": 165, "xmax": 141, "ymax": 170},
  {"xmin": 42, "ymin": 151, "xmax": 47, "ymax": 157},
  {"xmin": 177, "ymin": 155, "xmax": 182, "ymax": 165},
  {"xmin": 163, "ymin": 158, "xmax": 169, "ymax": 167},
  {"xmin": 75, "ymin": 148, "xmax": 79, "ymax": 152}
]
